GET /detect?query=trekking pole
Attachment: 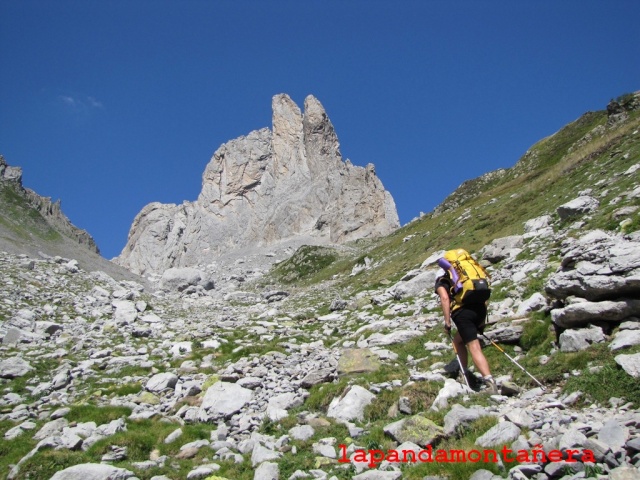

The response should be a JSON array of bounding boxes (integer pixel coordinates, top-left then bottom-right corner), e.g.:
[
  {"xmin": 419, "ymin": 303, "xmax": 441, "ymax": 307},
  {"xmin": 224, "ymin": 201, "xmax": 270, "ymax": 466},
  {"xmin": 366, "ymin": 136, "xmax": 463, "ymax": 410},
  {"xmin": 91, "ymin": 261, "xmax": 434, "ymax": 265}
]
[
  {"xmin": 448, "ymin": 330, "xmax": 471, "ymax": 390},
  {"xmin": 480, "ymin": 333, "xmax": 546, "ymax": 391}
]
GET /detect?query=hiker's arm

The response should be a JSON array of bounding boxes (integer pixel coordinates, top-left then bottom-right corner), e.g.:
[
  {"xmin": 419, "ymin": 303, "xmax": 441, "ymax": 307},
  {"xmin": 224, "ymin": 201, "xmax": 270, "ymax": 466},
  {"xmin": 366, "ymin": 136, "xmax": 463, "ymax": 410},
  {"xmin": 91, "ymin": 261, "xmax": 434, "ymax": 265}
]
[{"xmin": 436, "ymin": 286, "xmax": 452, "ymax": 330}]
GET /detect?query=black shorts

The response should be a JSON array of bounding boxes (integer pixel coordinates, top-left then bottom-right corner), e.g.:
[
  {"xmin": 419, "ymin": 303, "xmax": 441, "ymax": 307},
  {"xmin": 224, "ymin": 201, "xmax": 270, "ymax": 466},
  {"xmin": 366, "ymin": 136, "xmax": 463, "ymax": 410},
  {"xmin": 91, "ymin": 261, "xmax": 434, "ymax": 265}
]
[{"xmin": 452, "ymin": 303, "xmax": 487, "ymax": 344}]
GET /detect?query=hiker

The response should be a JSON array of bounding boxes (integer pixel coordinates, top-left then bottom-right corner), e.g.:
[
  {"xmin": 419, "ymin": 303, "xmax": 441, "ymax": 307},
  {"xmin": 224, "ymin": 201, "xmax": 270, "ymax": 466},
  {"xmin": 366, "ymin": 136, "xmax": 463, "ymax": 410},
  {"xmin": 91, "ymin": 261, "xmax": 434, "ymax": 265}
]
[{"xmin": 434, "ymin": 254, "xmax": 498, "ymax": 394}]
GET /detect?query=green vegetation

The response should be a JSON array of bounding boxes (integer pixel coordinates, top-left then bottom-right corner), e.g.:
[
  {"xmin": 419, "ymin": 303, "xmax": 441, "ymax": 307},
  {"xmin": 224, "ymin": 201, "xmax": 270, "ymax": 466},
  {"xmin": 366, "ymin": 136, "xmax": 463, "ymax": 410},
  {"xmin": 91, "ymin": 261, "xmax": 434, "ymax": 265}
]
[
  {"xmin": 261, "ymin": 108, "xmax": 640, "ymax": 295},
  {"xmin": 0, "ymin": 182, "xmax": 62, "ymax": 243},
  {"xmin": 272, "ymin": 245, "xmax": 340, "ymax": 284}
]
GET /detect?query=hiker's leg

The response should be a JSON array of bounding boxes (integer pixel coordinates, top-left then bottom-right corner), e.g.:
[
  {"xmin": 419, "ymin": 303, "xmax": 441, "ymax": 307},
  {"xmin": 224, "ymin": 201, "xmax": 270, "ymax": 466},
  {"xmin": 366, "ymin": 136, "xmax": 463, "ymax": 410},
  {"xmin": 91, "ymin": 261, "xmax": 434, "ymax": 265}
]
[
  {"xmin": 453, "ymin": 332, "xmax": 468, "ymax": 369},
  {"xmin": 467, "ymin": 339, "xmax": 491, "ymax": 377}
]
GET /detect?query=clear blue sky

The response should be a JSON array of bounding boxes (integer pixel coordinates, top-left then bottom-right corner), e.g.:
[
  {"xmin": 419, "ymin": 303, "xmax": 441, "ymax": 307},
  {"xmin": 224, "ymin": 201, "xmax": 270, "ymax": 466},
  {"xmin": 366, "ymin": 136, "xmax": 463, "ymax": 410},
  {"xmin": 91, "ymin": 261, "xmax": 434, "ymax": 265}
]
[{"xmin": 1, "ymin": 1, "xmax": 638, "ymax": 259}]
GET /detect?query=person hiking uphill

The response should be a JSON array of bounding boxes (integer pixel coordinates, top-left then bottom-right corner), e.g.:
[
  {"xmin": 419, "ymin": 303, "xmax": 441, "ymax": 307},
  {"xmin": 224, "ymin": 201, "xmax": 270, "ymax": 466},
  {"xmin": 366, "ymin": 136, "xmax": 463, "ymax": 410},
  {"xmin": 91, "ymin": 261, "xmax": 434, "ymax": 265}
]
[{"xmin": 434, "ymin": 249, "xmax": 498, "ymax": 394}]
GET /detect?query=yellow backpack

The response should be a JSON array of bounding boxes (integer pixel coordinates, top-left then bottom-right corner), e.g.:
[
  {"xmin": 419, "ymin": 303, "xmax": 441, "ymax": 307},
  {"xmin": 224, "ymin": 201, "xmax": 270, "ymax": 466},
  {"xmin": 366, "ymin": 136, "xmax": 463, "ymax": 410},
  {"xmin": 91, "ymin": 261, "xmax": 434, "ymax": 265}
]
[{"xmin": 437, "ymin": 249, "xmax": 491, "ymax": 307}]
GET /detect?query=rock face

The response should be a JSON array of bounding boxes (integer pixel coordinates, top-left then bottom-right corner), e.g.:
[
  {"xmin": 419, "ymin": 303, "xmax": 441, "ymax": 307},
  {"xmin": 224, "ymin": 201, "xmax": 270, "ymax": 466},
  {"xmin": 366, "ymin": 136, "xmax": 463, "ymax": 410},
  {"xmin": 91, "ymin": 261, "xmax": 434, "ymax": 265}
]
[
  {"xmin": 0, "ymin": 155, "xmax": 99, "ymax": 254},
  {"xmin": 115, "ymin": 94, "xmax": 399, "ymax": 275}
]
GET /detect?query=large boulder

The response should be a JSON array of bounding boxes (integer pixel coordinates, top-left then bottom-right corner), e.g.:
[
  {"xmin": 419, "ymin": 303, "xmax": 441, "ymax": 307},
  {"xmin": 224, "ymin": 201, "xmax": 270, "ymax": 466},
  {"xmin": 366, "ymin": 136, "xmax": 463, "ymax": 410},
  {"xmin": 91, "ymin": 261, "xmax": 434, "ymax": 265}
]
[
  {"xmin": 383, "ymin": 415, "xmax": 444, "ymax": 447},
  {"xmin": 0, "ymin": 356, "xmax": 33, "ymax": 379},
  {"xmin": 557, "ymin": 195, "xmax": 599, "ymax": 220},
  {"xmin": 198, "ymin": 382, "xmax": 253, "ymax": 421},
  {"xmin": 145, "ymin": 372, "xmax": 179, "ymax": 393},
  {"xmin": 545, "ymin": 230, "xmax": 640, "ymax": 301},
  {"xmin": 160, "ymin": 267, "xmax": 214, "ymax": 291},
  {"xmin": 615, "ymin": 352, "xmax": 640, "ymax": 378},
  {"xmin": 480, "ymin": 235, "xmax": 524, "ymax": 263},
  {"xmin": 327, "ymin": 385, "xmax": 375, "ymax": 422},
  {"xmin": 559, "ymin": 325, "xmax": 605, "ymax": 352},
  {"xmin": 551, "ymin": 299, "xmax": 640, "ymax": 328},
  {"xmin": 49, "ymin": 464, "xmax": 136, "ymax": 480}
]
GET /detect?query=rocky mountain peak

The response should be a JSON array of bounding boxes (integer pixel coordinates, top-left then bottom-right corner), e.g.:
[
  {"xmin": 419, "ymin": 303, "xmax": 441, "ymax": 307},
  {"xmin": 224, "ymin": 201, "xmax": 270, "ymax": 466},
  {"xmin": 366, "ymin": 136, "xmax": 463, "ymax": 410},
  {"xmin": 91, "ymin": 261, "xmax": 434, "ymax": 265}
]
[{"xmin": 115, "ymin": 94, "xmax": 400, "ymax": 276}]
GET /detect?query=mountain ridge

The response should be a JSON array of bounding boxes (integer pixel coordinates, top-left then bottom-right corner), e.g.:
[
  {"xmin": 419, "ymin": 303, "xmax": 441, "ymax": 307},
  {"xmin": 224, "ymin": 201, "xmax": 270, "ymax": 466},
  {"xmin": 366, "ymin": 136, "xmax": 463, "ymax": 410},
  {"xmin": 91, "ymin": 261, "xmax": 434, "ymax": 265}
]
[{"xmin": 0, "ymin": 155, "xmax": 146, "ymax": 283}]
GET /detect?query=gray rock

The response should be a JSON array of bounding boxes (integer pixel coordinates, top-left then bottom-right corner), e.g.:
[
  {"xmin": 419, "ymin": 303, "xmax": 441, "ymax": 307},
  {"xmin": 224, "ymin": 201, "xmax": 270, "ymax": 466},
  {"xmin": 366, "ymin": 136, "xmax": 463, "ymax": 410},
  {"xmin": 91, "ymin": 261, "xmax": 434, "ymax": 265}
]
[
  {"xmin": 160, "ymin": 267, "xmax": 214, "ymax": 291},
  {"xmin": 383, "ymin": 415, "xmax": 444, "ymax": 447},
  {"xmin": 352, "ymin": 471, "xmax": 402, "ymax": 479},
  {"xmin": 186, "ymin": 465, "xmax": 220, "ymax": 479},
  {"xmin": 481, "ymin": 235, "xmax": 524, "ymax": 263},
  {"xmin": 146, "ymin": 372, "xmax": 179, "ymax": 393},
  {"xmin": 164, "ymin": 428, "xmax": 183, "ymax": 444},
  {"xmin": 524, "ymin": 215, "xmax": 552, "ymax": 233},
  {"xmin": 609, "ymin": 466, "xmax": 640, "ymax": 480},
  {"xmin": 312, "ymin": 441, "xmax": 336, "ymax": 458},
  {"xmin": 0, "ymin": 356, "xmax": 33, "ymax": 378},
  {"xmin": 266, "ymin": 392, "xmax": 304, "ymax": 421},
  {"xmin": 199, "ymin": 381, "xmax": 253, "ymax": 421},
  {"xmin": 327, "ymin": 385, "xmax": 375, "ymax": 422},
  {"xmin": 300, "ymin": 368, "xmax": 336, "ymax": 388},
  {"xmin": 615, "ymin": 352, "xmax": 640, "ymax": 377},
  {"xmin": 237, "ymin": 376, "xmax": 263, "ymax": 389},
  {"xmin": 388, "ymin": 270, "xmax": 438, "ymax": 300},
  {"xmin": 552, "ymin": 299, "xmax": 640, "ymax": 329},
  {"xmin": 483, "ymin": 325, "xmax": 523, "ymax": 344},
  {"xmin": 289, "ymin": 425, "xmax": 314, "ymax": 441},
  {"xmin": 469, "ymin": 470, "xmax": 496, "ymax": 480},
  {"xmin": 598, "ymin": 419, "xmax": 629, "ymax": 451},
  {"xmin": 366, "ymin": 330, "xmax": 423, "ymax": 346},
  {"xmin": 337, "ymin": 348, "xmax": 381, "ymax": 375},
  {"xmin": 251, "ymin": 444, "xmax": 282, "ymax": 467},
  {"xmin": 33, "ymin": 418, "xmax": 69, "ymax": 440},
  {"xmin": 254, "ymin": 461, "xmax": 279, "ymax": 480},
  {"xmin": 504, "ymin": 408, "xmax": 533, "ymax": 429},
  {"xmin": 610, "ymin": 329, "xmax": 640, "ymax": 351},
  {"xmin": 558, "ymin": 428, "xmax": 587, "ymax": 450},
  {"xmin": 557, "ymin": 195, "xmax": 599, "ymax": 220},
  {"xmin": 444, "ymin": 404, "xmax": 489, "ymax": 436},
  {"xmin": 49, "ymin": 463, "xmax": 136, "ymax": 480},
  {"xmin": 475, "ymin": 421, "xmax": 521, "ymax": 448},
  {"xmin": 112, "ymin": 300, "xmax": 138, "ymax": 324},
  {"xmin": 558, "ymin": 325, "xmax": 605, "ymax": 352},
  {"xmin": 431, "ymin": 379, "xmax": 473, "ymax": 411},
  {"xmin": 516, "ymin": 293, "xmax": 548, "ymax": 315},
  {"xmin": 584, "ymin": 437, "xmax": 611, "ymax": 462}
]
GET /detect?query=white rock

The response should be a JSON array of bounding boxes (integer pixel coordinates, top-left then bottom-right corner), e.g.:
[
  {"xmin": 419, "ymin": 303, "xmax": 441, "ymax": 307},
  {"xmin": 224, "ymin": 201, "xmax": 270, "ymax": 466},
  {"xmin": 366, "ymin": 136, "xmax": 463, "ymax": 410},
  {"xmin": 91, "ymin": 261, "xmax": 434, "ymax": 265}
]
[{"xmin": 327, "ymin": 385, "xmax": 375, "ymax": 422}]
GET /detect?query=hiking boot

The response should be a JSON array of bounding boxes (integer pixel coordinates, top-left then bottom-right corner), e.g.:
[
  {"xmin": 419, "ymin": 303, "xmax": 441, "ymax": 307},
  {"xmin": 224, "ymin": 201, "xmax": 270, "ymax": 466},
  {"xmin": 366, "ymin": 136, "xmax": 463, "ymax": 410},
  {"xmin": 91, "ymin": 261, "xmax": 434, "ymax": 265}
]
[{"xmin": 480, "ymin": 378, "xmax": 499, "ymax": 395}]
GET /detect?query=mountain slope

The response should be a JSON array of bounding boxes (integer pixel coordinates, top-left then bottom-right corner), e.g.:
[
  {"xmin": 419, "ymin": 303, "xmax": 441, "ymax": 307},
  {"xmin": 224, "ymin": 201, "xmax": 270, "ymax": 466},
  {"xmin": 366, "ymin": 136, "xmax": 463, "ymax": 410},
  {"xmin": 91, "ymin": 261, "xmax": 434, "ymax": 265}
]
[
  {"xmin": 0, "ymin": 155, "xmax": 145, "ymax": 283},
  {"xmin": 1, "ymin": 92, "xmax": 639, "ymax": 480},
  {"xmin": 272, "ymin": 92, "xmax": 640, "ymax": 290}
]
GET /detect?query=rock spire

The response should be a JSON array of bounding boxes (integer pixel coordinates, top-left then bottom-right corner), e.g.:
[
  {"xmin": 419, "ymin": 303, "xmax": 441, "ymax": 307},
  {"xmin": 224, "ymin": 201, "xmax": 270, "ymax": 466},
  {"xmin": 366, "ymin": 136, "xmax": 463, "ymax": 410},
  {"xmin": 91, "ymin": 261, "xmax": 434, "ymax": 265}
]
[{"xmin": 115, "ymin": 94, "xmax": 399, "ymax": 275}]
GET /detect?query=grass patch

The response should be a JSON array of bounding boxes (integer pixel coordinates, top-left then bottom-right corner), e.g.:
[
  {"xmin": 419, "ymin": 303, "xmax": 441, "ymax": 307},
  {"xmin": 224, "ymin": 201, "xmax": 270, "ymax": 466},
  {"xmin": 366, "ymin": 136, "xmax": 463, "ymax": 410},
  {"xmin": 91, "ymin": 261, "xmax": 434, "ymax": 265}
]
[
  {"xmin": 304, "ymin": 378, "xmax": 351, "ymax": 412},
  {"xmin": 66, "ymin": 404, "xmax": 132, "ymax": 425},
  {"xmin": 564, "ymin": 348, "xmax": 640, "ymax": 404},
  {"xmin": 272, "ymin": 245, "xmax": 340, "ymax": 284},
  {"xmin": 14, "ymin": 449, "xmax": 88, "ymax": 480},
  {"xmin": 520, "ymin": 315, "xmax": 553, "ymax": 352}
]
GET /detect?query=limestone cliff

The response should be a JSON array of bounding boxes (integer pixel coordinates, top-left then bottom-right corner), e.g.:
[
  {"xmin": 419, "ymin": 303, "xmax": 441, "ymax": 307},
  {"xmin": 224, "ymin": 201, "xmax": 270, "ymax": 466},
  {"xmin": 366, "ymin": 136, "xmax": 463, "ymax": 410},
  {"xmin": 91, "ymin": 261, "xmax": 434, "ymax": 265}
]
[{"xmin": 115, "ymin": 94, "xmax": 399, "ymax": 275}]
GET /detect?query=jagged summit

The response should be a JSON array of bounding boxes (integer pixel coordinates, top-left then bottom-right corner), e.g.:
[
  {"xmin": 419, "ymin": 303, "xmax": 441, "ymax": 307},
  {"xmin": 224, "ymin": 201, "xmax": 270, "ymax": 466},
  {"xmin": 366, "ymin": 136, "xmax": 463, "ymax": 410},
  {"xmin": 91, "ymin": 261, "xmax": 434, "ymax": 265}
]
[{"xmin": 115, "ymin": 94, "xmax": 400, "ymax": 276}]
